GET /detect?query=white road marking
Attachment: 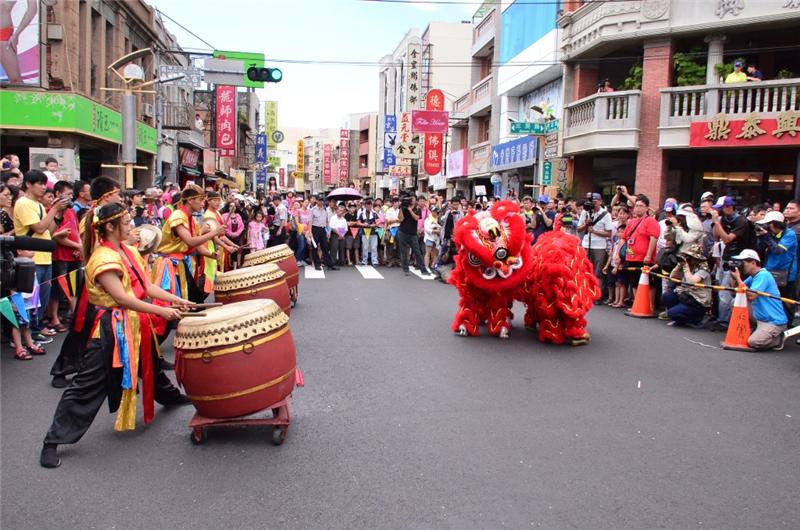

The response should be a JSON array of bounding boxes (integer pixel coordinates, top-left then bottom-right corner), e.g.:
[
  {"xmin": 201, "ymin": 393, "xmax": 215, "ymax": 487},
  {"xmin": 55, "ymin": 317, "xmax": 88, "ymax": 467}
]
[
  {"xmin": 304, "ymin": 267, "xmax": 325, "ymax": 279},
  {"xmin": 356, "ymin": 265, "xmax": 384, "ymax": 279},
  {"xmin": 410, "ymin": 268, "xmax": 435, "ymax": 280}
]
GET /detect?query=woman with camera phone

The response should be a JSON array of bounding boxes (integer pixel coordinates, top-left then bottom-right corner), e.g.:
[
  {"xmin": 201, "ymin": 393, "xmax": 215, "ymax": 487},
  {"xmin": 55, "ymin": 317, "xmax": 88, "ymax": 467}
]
[{"xmin": 661, "ymin": 244, "xmax": 712, "ymax": 327}]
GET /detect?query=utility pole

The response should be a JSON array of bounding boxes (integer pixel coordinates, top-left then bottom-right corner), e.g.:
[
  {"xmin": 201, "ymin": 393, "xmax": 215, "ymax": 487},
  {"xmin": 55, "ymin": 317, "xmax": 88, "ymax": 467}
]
[{"xmin": 154, "ymin": 48, "xmax": 163, "ymax": 183}]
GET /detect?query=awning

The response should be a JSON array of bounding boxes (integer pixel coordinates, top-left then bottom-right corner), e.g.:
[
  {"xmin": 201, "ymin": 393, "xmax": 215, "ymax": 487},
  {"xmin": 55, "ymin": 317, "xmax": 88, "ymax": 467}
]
[
  {"xmin": 180, "ymin": 165, "xmax": 201, "ymax": 176},
  {"xmin": 467, "ymin": 172, "xmax": 492, "ymax": 180},
  {"xmin": 176, "ymin": 130, "xmax": 205, "ymax": 150}
]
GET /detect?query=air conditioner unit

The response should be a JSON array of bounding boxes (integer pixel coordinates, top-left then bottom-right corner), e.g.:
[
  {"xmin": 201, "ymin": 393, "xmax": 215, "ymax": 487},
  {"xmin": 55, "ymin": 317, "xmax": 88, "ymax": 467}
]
[
  {"xmin": 29, "ymin": 148, "xmax": 78, "ymax": 181},
  {"xmin": 142, "ymin": 103, "xmax": 155, "ymax": 118}
]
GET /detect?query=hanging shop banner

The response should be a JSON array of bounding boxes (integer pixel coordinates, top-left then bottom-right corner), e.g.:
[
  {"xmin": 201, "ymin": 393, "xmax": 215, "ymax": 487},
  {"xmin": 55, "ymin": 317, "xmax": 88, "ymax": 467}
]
[
  {"xmin": 339, "ymin": 129, "xmax": 350, "ymax": 185},
  {"xmin": 296, "ymin": 139, "xmax": 305, "ymax": 176},
  {"xmin": 689, "ymin": 112, "xmax": 800, "ymax": 148},
  {"xmin": 265, "ymin": 101, "xmax": 278, "ymax": 149},
  {"xmin": 412, "ymin": 110, "xmax": 449, "ymax": 134},
  {"xmin": 384, "ymin": 114, "xmax": 397, "ymax": 133},
  {"xmin": 0, "ymin": 1, "xmax": 40, "ymax": 85},
  {"xmin": 279, "ymin": 168, "xmax": 286, "ymax": 188},
  {"xmin": 203, "ymin": 149, "xmax": 216, "ymax": 175},
  {"xmin": 393, "ymin": 112, "xmax": 419, "ymax": 158},
  {"xmin": 256, "ymin": 133, "xmax": 267, "ymax": 165},
  {"xmin": 323, "ymin": 144, "xmax": 332, "ymax": 185},
  {"xmin": 405, "ymin": 43, "xmax": 422, "ymax": 110},
  {"xmin": 447, "ymin": 149, "xmax": 468, "ymax": 178},
  {"xmin": 423, "ymin": 89, "xmax": 445, "ymax": 175},
  {"xmin": 490, "ymin": 136, "xmax": 538, "ymax": 172},
  {"xmin": 215, "ymin": 86, "xmax": 236, "ymax": 158}
]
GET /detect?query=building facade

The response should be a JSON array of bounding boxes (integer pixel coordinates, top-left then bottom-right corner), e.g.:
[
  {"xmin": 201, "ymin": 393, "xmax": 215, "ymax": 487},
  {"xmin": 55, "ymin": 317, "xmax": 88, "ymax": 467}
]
[{"xmin": 559, "ymin": 0, "xmax": 800, "ymax": 206}]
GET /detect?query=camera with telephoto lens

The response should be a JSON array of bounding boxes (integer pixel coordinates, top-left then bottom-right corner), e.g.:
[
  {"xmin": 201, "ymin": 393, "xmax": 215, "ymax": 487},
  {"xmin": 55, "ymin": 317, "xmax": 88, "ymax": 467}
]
[
  {"xmin": 0, "ymin": 236, "xmax": 56, "ymax": 293},
  {"xmin": 582, "ymin": 201, "xmax": 593, "ymax": 210},
  {"xmin": 664, "ymin": 219, "xmax": 673, "ymax": 227},
  {"xmin": 722, "ymin": 260, "xmax": 743, "ymax": 273},
  {"xmin": 400, "ymin": 196, "xmax": 411, "ymax": 209}
]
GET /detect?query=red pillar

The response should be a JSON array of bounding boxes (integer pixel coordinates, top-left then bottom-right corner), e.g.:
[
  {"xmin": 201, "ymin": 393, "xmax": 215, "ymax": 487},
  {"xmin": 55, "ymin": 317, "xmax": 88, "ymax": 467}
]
[
  {"xmin": 572, "ymin": 64, "xmax": 599, "ymax": 101},
  {"xmin": 635, "ymin": 39, "xmax": 674, "ymax": 207}
]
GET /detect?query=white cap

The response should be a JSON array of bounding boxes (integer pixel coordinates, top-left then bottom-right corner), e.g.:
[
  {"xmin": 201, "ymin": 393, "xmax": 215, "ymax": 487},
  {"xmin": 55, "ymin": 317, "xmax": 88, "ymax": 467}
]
[
  {"xmin": 701, "ymin": 191, "xmax": 714, "ymax": 200},
  {"xmin": 731, "ymin": 249, "xmax": 761, "ymax": 262},
  {"xmin": 756, "ymin": 210, "xmax": 784, "ymax": 224}
]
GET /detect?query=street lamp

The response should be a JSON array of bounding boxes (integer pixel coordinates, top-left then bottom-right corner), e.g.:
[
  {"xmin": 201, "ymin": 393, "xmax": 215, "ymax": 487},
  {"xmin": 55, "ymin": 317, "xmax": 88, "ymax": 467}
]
[{"xmin": 101, "ymin": 48, "xmax": 185, "ymax": 188}]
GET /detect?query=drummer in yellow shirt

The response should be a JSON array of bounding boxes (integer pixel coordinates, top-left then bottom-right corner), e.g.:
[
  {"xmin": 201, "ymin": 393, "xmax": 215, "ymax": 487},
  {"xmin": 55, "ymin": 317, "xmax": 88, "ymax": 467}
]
[{"xmin": 153, "ymin": 184, "xmax": 225, "ymax": 304}]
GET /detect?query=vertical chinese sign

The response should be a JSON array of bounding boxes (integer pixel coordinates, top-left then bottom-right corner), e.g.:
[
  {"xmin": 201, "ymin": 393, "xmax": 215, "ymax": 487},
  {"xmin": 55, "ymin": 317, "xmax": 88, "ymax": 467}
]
[
  {"xmin": 405, "ymin": 43, "xmax": 422, "ymax": 111},
  {"xmin": 215, "ymin": 86, "xmax": 236, "ymax": 158},
  {"xmin": 323, "ymin": 144, "xmax": 332, "ymax": 186},
  {"xmin": 383, "ymin": 115, "xmax": 397, "ymax": 168},
  {"xmin": 339, "ymin": 129, "xmax": 350, "ymax": 186},
  {"xmin": 265, "ymin": 101, "xmax": 278, "ymax": 150},
  {"xmin": 295, "ymin": 139, "xmax": 305, "ymax": 193},
  {"xmin": 423, "ymin": 89, "xmax": 445, "ymax": 176},
  {"xmin": 279, "ymin": 168, "xmax": 286, "ymax": 188},
  {"xmin": 255, "ymin": 133, "xmax": 267, "ymax": 189}
]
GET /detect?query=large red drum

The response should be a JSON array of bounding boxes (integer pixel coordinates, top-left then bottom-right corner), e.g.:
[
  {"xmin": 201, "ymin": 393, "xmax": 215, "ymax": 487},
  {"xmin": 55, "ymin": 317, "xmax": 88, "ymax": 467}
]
[
  {"xmin": 243, "ymin": 245, "xmax": 299, "ymax": 300},
  {"xmin": 214, "ymin": 263, "xmax": 291, "ymax": 315},
  {"xmin": 175, "ymin": 299, "xmax": 296, "ymax": 419}
]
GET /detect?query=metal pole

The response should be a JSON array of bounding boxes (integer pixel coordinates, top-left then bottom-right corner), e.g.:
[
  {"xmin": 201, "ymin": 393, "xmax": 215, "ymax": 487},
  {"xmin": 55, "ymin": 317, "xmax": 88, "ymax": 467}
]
[
  {"xmin": 121, "ymin": 90, "xmax": 137, "ymax": 188},
  {"xmin": 155, "ymin": 48, "xmax": 163, "ymax": 183}
]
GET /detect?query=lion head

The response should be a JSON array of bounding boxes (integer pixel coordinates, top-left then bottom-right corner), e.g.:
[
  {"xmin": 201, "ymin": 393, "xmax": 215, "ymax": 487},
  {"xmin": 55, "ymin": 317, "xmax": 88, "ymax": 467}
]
[{"xmin": 452, "ymin": 200, "xmax": 533, "ymax": 291}]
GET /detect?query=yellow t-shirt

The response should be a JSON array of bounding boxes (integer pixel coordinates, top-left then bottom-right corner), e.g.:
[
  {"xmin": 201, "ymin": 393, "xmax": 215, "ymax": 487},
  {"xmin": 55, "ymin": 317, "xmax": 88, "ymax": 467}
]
[
  {"xmin": 158, "ymin": 209, "xmax": 192, "ymax": 255},
  {"xmin": 725, "ymin": 71, "xmax": 747, "ymax": 84},
  {"xmin": 13, "ymin": 196, "xmax": 52, "ymax": 265},
  {"xmin": 85, "ymin": 243, "xmax": 144, "ymax": 342}
]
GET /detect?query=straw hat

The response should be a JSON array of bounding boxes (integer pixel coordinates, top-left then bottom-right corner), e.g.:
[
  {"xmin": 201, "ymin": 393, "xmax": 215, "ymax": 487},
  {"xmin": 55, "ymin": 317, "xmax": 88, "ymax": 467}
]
[
  {"xmin": 136, "ymin": 224, "xmax": 162, "ymax": 254},
  {"xmin": 678, "ymin": 243, "xmax": 706, "ymax": 261}
]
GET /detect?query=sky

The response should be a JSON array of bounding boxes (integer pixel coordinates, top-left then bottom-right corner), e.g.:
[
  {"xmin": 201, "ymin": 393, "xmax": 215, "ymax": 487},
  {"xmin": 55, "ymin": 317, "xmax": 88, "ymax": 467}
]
[{"xmin": 150, "ymin": 0, "xmax": 476, "ymax": 129}]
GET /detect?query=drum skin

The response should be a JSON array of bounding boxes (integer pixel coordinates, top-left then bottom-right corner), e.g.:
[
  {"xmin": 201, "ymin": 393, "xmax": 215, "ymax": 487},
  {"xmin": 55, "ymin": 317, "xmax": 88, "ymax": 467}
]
[
  {"xmin": 214, "ymin": 264, "xmax": 291, "ymax": 315},
  {"xmin": 175, "ymin": 300, "xmax": 296, "ymax": 419},
  {"xmin": 244, "ymin": 245, "xmax": 300, "ymax": 290}
]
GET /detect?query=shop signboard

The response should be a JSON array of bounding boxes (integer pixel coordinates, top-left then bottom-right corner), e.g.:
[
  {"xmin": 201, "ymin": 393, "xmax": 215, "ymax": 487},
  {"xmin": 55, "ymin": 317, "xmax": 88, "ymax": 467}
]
[
  {"xmin": 422, "ymin": 89, "xmax": 445, "ymax": 176},
  {"xmin": 0, "ymin": 1, "xmax": 40, "ymax": 85},
  {"xmin": 279, "ymin": 168, "xmax": 286, "ymax": 188},
  {"xmin": 256, "ymin": 134, "xmax": 267, "ymax": 165},
  {"xmin": 411, "ymin": 110, "xmax": 449, "ymax": 134},
  {"xmin": 490, "ymin": 136, "xmax": 538, "ymax": 172},
  {"xmin": 339, "ymin": 129, "xmax": 350, "ymax": 185},
  {"xmin": 215, "ymin": 86, "xmax": 236, "ymax": 157},
  {"xmin": 543, "ymin": 132, "xmax": 558, "ymax": 160},
  {"xmin": 203, "ymin": 149, "xmax": 216, "ymax": 175},
  {"xmin": 510, "ymin": 119, "xmax": 559, "ymax": 135},
  {"xmin": 405, "ymin": 44, "xmax": 422, "ymax": 110},
  {"xmin": 0, "ymin": 90, "xmax": 156, "ymax": 153},
  {"xmin": 384, "ymin": 114, "xmax": 397, "ymax": 133},
  {"xmin": 323, "ymin": 144, "xmax": 332, "ymax": 185},
  {"xmin": 689, "ymin": 112, "xmax": 800, "ymax": 148},
  {"xmin": 383, "ymin": 148, "xmax": 396, "ymax": 167},
  {"xmin": 542, "ymin": 161, "xmax": 552, "ymax": 185},
  {"xmin": 447, "ymin": 149, "xmax": 468, "ymax": 178},
  {"xmin": 265, "ymin": 101, "xmax": 278, "ymax": 149}
]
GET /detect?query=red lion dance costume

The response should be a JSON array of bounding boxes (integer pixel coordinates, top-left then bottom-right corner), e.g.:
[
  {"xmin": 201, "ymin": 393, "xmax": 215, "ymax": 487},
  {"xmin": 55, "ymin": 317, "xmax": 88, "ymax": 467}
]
[{"xmin": 448, "ymin": 200, "xmax": 598, "ymax": 345}]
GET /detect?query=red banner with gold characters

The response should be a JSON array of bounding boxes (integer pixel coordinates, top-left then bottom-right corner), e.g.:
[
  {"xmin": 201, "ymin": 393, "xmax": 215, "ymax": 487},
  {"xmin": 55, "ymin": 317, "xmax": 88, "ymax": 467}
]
[
  {"xmin": 689, "ymin": 111, "xmax": 800, "ymax": 148},
  {"xmin": 423, "ymin": 89, "xmax": 445, "ymax": 176},
  {"xmin": 215, "ymin": 86, "xmax": 236, "ymax": 157},
  {"xmin": 339, "ymin": 129, "xmax": 350, "ymax": 186}
]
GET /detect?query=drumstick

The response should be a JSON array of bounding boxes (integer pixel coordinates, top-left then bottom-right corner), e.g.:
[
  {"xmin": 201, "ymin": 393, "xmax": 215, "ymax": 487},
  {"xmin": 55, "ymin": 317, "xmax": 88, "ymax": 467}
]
[
  {"xmin": 179, "ymin": 312, "xmax": 207, "ymax": 318},
  {"xmin": 168, "ymin": 303, "xmax": 222, "ymax": 309}
]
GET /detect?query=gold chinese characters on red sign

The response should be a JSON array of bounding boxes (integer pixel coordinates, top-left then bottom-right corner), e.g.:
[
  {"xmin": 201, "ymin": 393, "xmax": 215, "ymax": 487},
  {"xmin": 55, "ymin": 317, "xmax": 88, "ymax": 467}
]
[{"xmin": 690, "ymin": 111, "xmax": 800, "ymax": 147}]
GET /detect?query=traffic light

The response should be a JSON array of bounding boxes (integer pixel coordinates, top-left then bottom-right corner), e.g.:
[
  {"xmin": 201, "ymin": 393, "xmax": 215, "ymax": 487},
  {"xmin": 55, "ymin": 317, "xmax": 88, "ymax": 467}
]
[{"xmin": 247, "ymin": 67, "xmax": 282, "ymax": 83}]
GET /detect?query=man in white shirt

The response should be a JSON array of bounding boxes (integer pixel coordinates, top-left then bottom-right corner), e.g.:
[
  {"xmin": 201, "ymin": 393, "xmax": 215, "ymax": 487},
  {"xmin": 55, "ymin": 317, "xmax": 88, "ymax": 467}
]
[
  {"xmin": 270, "ymin": 195, "xmax": 289, "ymax": 246},
  {"xmin": 328, "ymin": 204, "xmax": 348, "ymax": 266},
  {"xmin": 383, "ymin": 197, "xmax": 401, "ymax": 267},
  {"xmin": 577, "ymin": 192, "xmax": 613, "ymax": 303}
]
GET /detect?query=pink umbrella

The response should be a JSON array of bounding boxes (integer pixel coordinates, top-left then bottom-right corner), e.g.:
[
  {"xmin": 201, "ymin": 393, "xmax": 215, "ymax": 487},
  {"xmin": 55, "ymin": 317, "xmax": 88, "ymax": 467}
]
[{"xmin": 326, "ymin": 187, "xmax": 362, "ymax": 202}]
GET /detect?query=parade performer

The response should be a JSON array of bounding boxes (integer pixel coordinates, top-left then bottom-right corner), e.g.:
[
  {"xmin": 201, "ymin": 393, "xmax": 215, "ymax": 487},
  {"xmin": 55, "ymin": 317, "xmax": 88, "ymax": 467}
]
[
  {"xmin": 201, "ymin": 191, "xmax": 238, "ymax": 293},
  {"xmin": 152, "ymin": 184, "xmax": 224, "ymax": 309},
  {"xmin": 40, "ymin": 203, "xmax": 191, "ymax": 468},
  {"xmin": 449, "ymin": 200, "xmax": 598, "ymax": 345},
  {"xmin": 49, "ymin": 177, "xmax": 122, "ymax": 388}
]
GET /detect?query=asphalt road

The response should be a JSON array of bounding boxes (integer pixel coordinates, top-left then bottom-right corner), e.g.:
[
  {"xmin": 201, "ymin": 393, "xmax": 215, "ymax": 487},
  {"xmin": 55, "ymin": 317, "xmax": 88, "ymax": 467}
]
[{"xmin": 2, "ymin": 266, "xmax": 799, "ymax": 529}]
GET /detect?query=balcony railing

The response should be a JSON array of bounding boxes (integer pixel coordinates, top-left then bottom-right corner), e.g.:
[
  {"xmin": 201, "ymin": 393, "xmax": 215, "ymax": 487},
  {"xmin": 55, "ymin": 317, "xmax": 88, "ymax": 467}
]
[
  {"xmin": 162, "ymin": 101, "xmax": 194, "ymax": 130},
  {"xmin": 470, "ymin": 76, "xmax": 492, "ymax": 115},
  {"xmin": 468, "ymin": 141, "xmax": 491, "ymax": 174},
  {"xmin": 452, "ymin": 93, "xmax": 471, "ymax": 119},
  {"xmin": 660, "ymin": 79, "xmax": 800, "ymax": 127},
  {"xmin": 472, "ymin": 9, "xmax": 497, "ymax": 44},
  {"xmin": 562, "ymin": 90, "xmax": 641, "ymax": 155}
]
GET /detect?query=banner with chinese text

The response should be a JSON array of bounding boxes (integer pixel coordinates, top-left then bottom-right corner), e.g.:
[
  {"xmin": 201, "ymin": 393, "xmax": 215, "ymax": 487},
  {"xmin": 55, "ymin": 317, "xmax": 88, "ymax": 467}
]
[
  {"xmin": 405, "ymin": 43, "xmax": 422, "ymax": 110},
  {"xmin": 339, "ymin": 129, "xmax": 350, "ymax": 186},
  {"xmin": 689, "ymin": 112, "xmax": 800, "ymax": 148},
  {"xmin": 323, "ymin": 144, "xmax": 332, "ymax": 185},
  {"xmin": 423, "ymin": 89, "xmax": 445, "ymax": 176},
  {"xmin": 215, "ymin": 86, "xmax": 236, "ymax": 158}
]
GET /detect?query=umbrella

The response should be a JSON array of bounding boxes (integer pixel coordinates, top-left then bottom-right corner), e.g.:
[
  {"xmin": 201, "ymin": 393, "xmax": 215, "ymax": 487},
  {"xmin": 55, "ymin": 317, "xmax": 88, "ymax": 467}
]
[{"xmin": 326, "ymin": 187, "xmax": 362, "ymax": 202}]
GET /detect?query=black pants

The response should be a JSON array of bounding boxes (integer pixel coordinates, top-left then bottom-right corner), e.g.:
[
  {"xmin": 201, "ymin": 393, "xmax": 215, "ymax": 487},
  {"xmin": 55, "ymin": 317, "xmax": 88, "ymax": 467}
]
[
  {"xmin": 44, "ymin": 313, "xmax": 182, "ymax": 445},
  {"xmin": 329, "ymin": 233, "xmax": 345, "ymax": 265},
  {"xmin": 780, "ymin": 280, "xmax": 796, "ymax": 326},
  {"xmin": 397, "ymin": 231, "xmax": 425, "ymax": 272},
  {"xmin": 310, "ymin": 226, "xmax": 334, "ymax": 268},
  {"xmin": 50, "ymin": 281, "xmax": 94, "ymax": 378}
]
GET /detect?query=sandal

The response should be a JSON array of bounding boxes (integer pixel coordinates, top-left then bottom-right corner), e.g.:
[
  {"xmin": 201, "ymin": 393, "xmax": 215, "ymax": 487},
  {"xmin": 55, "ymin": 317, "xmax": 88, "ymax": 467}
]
[
  {"xmin": 14, "ymin": 349, "xmax": 33, "ymax": 361},
  {"xmin": 27, "ymin": 344, "xmax": 46, "ymax": 355},
  {"xmin": 51, "ymin": 324, "xmax": 68, "ymax": 333},
  {"xmin": 40, "ymin": 328, "xmax": 57, "ymax": 336}
]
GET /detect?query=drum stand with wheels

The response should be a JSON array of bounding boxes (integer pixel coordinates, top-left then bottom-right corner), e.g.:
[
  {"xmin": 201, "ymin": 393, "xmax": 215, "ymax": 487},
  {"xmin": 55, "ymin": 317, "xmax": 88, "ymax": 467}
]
[{"xmin": 189, "ymin": 395, "xmax": 292, "ymax": 446}]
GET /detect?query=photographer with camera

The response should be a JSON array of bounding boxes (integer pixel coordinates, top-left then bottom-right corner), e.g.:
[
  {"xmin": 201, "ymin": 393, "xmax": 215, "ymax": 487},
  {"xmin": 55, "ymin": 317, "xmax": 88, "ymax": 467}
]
[
  {"xmin": 611, "ymin": 185, "xmax": 636, "ymax": 208},
  {"xmin": 13, "ymin": 170, "xmax": 69, "ymax": 342},
  {"xmin": 660, "ymin": 244, "xmax": 712, "ymax": 327},
  {"xmin": 530, "ymin": 195, "xmax": 555, "ymax": 244},
  {"xmin": 45, "ymin": 181, "xmax": 82, "ymax": 333},
  {"xmin": 754, "ymin": 211, "xmax": 797, "ymax": 324},
  {"xmin": 728, "ymin": 249, "xmax": 788, "ymax": 351},
  {"xmin": 708, "ymin": 196, "xmax": 752, "ymax": 332},
  {"xmin": 577, "ymin": 192, "xmax": 612, "ymax": 302},
  {"xmin": 398, "ymin": 195, "xmax": 430, "ymax": 277}
]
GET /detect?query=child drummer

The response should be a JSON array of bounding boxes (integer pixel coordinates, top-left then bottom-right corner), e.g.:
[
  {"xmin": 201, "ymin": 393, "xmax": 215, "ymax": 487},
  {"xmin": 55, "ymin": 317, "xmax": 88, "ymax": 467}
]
[{"xmin": 40, "ymin": 204, "xmax": 193, "ymax": 468}]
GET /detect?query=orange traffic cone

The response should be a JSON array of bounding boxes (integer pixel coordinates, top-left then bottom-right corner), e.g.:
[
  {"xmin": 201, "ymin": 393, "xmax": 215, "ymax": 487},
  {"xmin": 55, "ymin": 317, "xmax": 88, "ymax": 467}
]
[
  {"xmin": 721, "ymin": 286, "xmax": 753, "ymax": 351},
  {"xmin": 627, "ymin": 266, "xmax": 655, "ymax": 318}
]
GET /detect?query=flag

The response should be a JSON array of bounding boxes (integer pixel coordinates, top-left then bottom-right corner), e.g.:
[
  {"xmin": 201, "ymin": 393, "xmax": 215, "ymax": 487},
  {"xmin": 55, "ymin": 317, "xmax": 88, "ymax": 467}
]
[
  {"xmin": 364, "ymin": 228, "xmax": 372, "ymax": 238},
  {"xmin": 350, "ymin": 227, "xmax": 358, "ymax": 238},
  {"xmin": 376, "ymin": 228, "xmax": 385, "ymax": 240},
  {"xmin": 68, "ymin": 269, "xmax": 80, "ymax": 294},
  {"xmin": 336, "ymin": 227, "xmax": 346, "ymax": 237},
  {"xmin": 57, "ymin": 275, "xmax": 72, "ymax": 301},
  {"xmin": 10, "ymin": 293, "xmax": 29, "ymax": 324},
  {"xmin": 0, "ymin": 298, "xmax": 18, "ymax": 328},
  {"xmin": 22, "ymin": 279, "xmax": 40, "ymax": 311}
]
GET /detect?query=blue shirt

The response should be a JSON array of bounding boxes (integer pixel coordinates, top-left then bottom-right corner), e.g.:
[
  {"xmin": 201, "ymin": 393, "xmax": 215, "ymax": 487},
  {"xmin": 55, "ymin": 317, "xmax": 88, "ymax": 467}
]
[
  {"xmin": 744, "ymin": 269, "xmax": 788, "ymax": 326},
  {"xmin": 759, "ymin": 229, "xmax": 798, "ymax": 281}
]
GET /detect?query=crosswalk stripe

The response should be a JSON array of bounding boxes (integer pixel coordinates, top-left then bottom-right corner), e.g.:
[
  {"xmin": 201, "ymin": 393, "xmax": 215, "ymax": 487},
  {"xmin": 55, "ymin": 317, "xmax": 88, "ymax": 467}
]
[
  {"xmin": 355, "ymin": 265, "xmax": 384, "ymax": 279},
  {"xmin": 410, "ymin": 268, "xmax": 435, "ymax": 280},
  {"xmin": 304, "ymin": 267, "xmax": 325, "ymax": 279}
]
